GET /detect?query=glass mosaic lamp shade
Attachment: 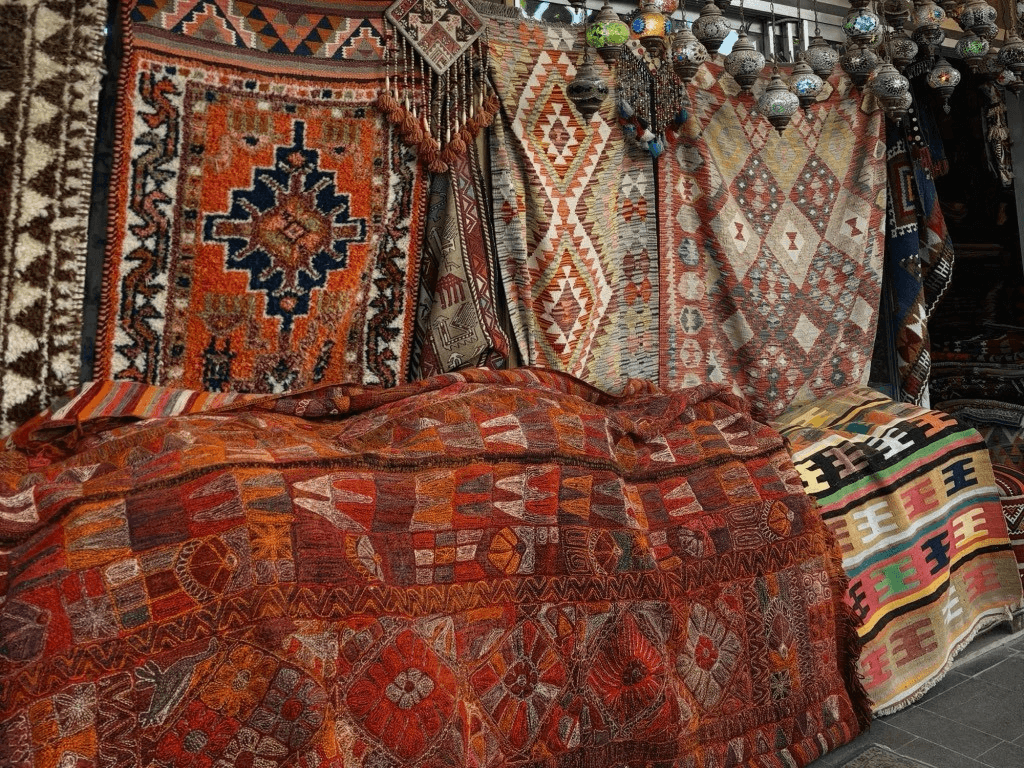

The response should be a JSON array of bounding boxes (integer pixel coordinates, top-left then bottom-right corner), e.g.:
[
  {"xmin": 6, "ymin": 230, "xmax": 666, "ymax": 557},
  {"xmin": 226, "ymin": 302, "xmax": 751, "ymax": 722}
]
[
  {"xmin": 884, "ymin": 90, "xmax": 913, "ymax": 123},
  {"xmin": 882, "ymin": 0, "xmax": 913, "ymax": 25},
  {"xmin": 692, "ymin": 1, "xmax": 730, "ymax": 55},
  {"xmin": 842, "ymin": 9, "xmax": 882, "ymax": 45},
  {"xmin": 587, "ymin": 1, "xmax": 631, "ymax": 63},
  {"xmin": 567, "ymin": 49, "xmax": 609, "ymax": 120},
  {"xmin": 999, "ymin": 33, "xmax": 1024, "ymax": 77},
  {"xmin": 671, "ymin": 24, "xmax": 710, "ymax": 83},
  {"xmin": 911, "ymin": 0, "xmax": 947, "ymax": 50},
  {"xmin": 871, "ymin": 62, "xmax": 911, "ymax": 101},
  {"xmin": 926, "ymin": 56, "xmax": 961, "ymax": 112},
  {"xmin": 955, "ymin": 33, "xmax": 989, "ymax": 70},
  {"xmin": 756, "ymin": 71, "xmax": 799, "ymax": 135},
  {"xmin": 888, "ymin": 29, "xmax": 919, "ymax": 71},
  {"xmin": 840, "ymin": 43, "xmax": 880, "ymax": 87},
  {"xmin": 633, "ymin": 2, "xmax": 672, "ymax": 53},
  {"xmin": 789, "ymin": 56, "xmax": 824, "ymax": 111},
  {"xmin": 806, "ymin": 34, "xmax": 839, "ymax": 79},
  {"xmin": 961, "ymin": 0, "xmax": 998, "ymax": 38},
  {"xmin": 724, "ymin": 31, "xmax": 765, "ymax": 91}
]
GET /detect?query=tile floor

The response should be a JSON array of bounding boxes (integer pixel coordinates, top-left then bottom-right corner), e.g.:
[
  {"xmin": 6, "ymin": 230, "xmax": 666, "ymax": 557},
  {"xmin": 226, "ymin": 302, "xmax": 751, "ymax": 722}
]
[{"xmin": 812, "ymin": 622, "xmax": 1024, "ymax": 767}]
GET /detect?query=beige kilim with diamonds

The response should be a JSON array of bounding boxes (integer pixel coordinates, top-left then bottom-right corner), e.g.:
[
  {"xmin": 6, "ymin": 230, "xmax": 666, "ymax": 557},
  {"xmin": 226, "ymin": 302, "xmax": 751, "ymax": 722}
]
[
  {"xmin": 659, "ymin": 62, "xmax": 887, "ymax": 421},
  {"xmin": 0, "ymin": 0, "xmax": 106, "ymax": 434},
  {"xmin": 486, "ymin": 11, "xmax": 660, "ymax": 393}
]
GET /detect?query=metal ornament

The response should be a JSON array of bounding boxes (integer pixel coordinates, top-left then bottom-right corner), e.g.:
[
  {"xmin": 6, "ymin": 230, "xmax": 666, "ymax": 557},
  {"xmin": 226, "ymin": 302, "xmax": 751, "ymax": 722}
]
[
  {"xmin": 884, "ymin": 90, "xmax": 913, "ymax": 123},
  {"xmin": 645, "ymin": 0, "xmax": 679, "ymax": 11},
  {"xmin": 671, "ymin": 23, "xmax": 711, "ymax": 83},
  {"xmin": 789, "ymin": 55, "xmax": 824, "ymax": 112},
  {"xmin": 910, "ymin": 0, "xmax": 946, "ymax": 52},
  {"xmin": 954, "ymin": 32, "xmax": 989, "ymax": 70},
  {"xmin": 926, "ymin": 56, "xmax": 961, "ymax": 112},
  {"xmin": 713, "ymin": 0, "xmax": 733, "ymax": 7},
  {"xmin": 882, "ymin": 0, "xmax": 913, "ymax": 25},
  {"xmin": 871, "ymin": 62, "xmax": 911, "ymax": 102},
  {"xmin": 999, "ymin": 32, "xmax": 1024, "ymax": 77},
  {"xmin": 567, "ymin": 46, "xmax": 609, "ymax": 121},
  {"xmin": 692, "ymin": 1, "xmax": 730, "ymax": 54},
  {"xmin": 976, "ymin": 51, "xmax": 1005, "ymax": 80},
  {"xmin": 961, "ymin": 0, "xmax": 998, "ymax": 37},
  {"xmin": 888, "ymin": 28, "xmax": 919, "ymax": 70},
  {"xmin": 840, "ymin": 42, "xmax": 881, "ymax": 87},
  {"xmin": 725, "ymin": 31, "xmax": 765, "ymax": 91},
  {"xmin": 587, "ymin": 1, "xmax": 631, "ymax": 63},
  {"xmin": 756, "ymin": 71, "xmax": 800, "ymax": 134},
  {"xmin": 806, "ymin": 33, "xmax": 838, "ymax": 79}
]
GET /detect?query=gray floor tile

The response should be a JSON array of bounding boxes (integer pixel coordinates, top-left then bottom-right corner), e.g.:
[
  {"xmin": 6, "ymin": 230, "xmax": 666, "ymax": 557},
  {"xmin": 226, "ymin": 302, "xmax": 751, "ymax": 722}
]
[
  {"xmin": 918, "ymin": 678, "xmax": 999, "ymax": 719},
  {"xmin": 898, "ymin": 738, "xmax": 988, "ymax": 768},
  {"xmin": 882, "ymin": 706, "xmax": 1002, "ymax": 758},
  {"xmin": 1008, "ymin": 631, "xmax": 1024, "ymax": 654},
  {"xmin": 975, "ymin": 655, "xmax": 1024, "ymax": 693},
  {"xmin": 977, "ymin": 741, "xmax": 1024, "ymax": 768},
  {"xmin": 912, "ymin": 670, "xmax": 970, "ymax": 707},
  {"xmin": 923, "ymin": 681, "xmax": 1024, "ymax": 741},
  {"xmin": 865, "ymin": 720, "xmax": 919, "ymax": 751},
  {"xmin": 955, "ymin": 645, "xmax": 1015, "ymax": 678}
]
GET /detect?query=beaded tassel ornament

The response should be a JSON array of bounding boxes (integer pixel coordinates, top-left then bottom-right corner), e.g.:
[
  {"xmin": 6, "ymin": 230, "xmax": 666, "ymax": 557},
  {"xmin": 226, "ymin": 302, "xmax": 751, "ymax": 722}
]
[{"xmin": 377, "ymin": 0, "xmax": 500, "ymax": 174}]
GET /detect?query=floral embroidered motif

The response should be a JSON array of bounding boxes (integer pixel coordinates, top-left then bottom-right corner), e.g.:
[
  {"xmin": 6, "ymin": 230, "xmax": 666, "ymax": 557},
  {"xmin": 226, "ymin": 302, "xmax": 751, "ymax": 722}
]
[{"xmin": 678, "ymin": 603, "xmax": 742, "ymax": 709}]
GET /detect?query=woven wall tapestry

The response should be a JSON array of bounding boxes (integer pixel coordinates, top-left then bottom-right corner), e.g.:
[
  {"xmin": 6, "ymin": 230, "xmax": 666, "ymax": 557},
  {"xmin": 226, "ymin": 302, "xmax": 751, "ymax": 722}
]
[
  {"xmin": 0, "ymin": 367, "xmax": 869, "ymax": 767},
  {"xmin": 409, "ymin": 134, "xmax": 510, "ymax": 378},
  {"xmin": 869, "ymin": 109, "xmax": 955, "ymax": 407},
  {"xmin": 993, "ymin": 463, "xmax": 1024, "ymax": 589},
  {"xmin": 936, "ymin": 398, "xmax": 1024, "ymax": 471},
  {"xmin": 775, "ymin": 387, "xmax": 1024, "ymax": 714},
  {"xmin": 659, "ymin": 63, "xmax": 886, "ymax": 422},
  {"xmin": 0, "ymin": 0, "xmax": 106, "ymax": 434},
  {"xmin": 96, "ymin": 0, "xmax": 425, "ymax": 392},
  {"xmin": 485, "ymin": 9, "xmax": 661, "ymax": 393}
]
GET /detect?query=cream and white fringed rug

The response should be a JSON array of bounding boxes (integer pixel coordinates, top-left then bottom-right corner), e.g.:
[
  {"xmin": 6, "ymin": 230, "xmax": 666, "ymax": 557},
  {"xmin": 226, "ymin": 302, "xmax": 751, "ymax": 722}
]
[{"xmin": 0, "ymin": 0, "xmax": 106, "ymax": 433}]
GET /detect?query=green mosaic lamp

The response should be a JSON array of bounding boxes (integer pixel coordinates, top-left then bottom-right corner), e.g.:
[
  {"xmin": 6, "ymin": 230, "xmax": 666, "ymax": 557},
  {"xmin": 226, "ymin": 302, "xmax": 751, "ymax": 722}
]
[{"xmin": 587, "ymin": 1, "xmax": 631, "ymax": 63}]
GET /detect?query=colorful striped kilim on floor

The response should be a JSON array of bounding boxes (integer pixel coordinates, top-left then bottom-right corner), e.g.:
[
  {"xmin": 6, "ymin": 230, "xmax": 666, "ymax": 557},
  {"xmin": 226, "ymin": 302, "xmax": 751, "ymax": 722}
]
[
  {"xmin": 485, "ymin": 9, "xmax": 661, "ymax": 393},
  {"xmin": 774, "ymin": 387, "xmax": 1024, "ymax": 715},
  {"xmin": 96, "ymin": 0, "xmax": 425, "ymax": 392},
  {"xmin": 659, "ymin": 63, "xmax": 886, "ymax": 421},
  {"xmin": 0, "ymin": 369, "xmax": 870, "ymax": 767}
]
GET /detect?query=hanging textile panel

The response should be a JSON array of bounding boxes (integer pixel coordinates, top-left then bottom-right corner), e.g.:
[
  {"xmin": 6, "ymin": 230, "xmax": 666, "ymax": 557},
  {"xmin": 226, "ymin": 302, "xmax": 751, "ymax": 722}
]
[
  {"xmin": 870, "ymin": 115, "xmax": 955, "ymax": 406},
  {"xmin": 486, "ymin": 10, "xmax": 660, "ymax": 393},
  {"xmin": 0, "ymin": 367, "xmax": 869, "ymax": 768},
  {"xmin": 409, "ymin": 137, "xmax": 511, "ymax": 378},
  {"xmin": 775, "ymin": 387, "xmax": 1023, "ymax": 715},
  {"xmin": 993, "ymin": 463, "xmax": 1024, "ymax": 589},
  {"xmin": 0, "ymin": 0, "xmax": 106, "ymax": 434},
  {"xmin": 936, "ymin": 398, "xmax": 1024, "ymax": 471},
  {"xmin": 96, "ymin": 0, "xmax": 425, "ymax": 392},
  {"xmin": 659, "ymin": 64, "xmax": 886, "ymax": 421}
]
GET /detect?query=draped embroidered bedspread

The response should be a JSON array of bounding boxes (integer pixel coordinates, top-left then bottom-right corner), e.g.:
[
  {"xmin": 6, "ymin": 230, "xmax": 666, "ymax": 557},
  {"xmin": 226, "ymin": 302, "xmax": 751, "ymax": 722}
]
[
  {"xmin": 774, "ymin": 387, "xmax": 1023, "ymax": 715},
  {"xmin": 0, "ymin": 369, "xmax": 867, "ymax": 767}
]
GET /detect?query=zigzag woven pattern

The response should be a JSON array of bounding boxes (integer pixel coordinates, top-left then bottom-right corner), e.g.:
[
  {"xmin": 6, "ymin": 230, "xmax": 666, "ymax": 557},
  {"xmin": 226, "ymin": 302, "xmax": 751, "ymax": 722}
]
[
  {"xmin": 659, "ymin": 64, "xmax": 887, "ymax": 421},
  {"xmin": 486, "ymin": 12, "xmax": 660, "ymax": 393},
  {"xmin": 0, "ymin": 369, "xmax": 868, "ymax": 767},
  {"xmin": 95, "ymin": 0, "xmax": 425, "ymax": 392},
  {"xmin": 775, "ymin": 387, "xmax": 1024, "ymax": 714},
  {"xmin": 0, "ymin": 0, "xmax": 106, "ymax": 434}
]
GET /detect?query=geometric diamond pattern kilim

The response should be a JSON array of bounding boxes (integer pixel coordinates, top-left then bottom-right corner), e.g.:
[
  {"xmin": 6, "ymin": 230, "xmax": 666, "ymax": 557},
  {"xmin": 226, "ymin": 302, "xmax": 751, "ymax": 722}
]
[{"xmin": 659, "ymin": 63, "xmax": 887, "ymax": 421}]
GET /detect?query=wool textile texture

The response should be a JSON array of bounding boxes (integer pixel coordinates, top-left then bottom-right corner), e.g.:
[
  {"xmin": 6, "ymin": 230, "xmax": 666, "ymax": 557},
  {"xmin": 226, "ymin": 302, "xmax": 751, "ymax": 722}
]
[
  {"xmin": 0, "ymin": 0, "xmax": 106, "ymax": 434},
  {"xmin": 410, "ymin": 136, "xmax": 511, "ymax": 378},
  {"xmin": 774, "ymin": 387, "xmax": 1024, "ymax": 715},
  {"xmin": 936, "ymin": 398, "xmax": 1024, "ymax": 471},
  {"xmin": 870, "ymin": 118, "xmax": 954, "ymax": 406},
  {"xmin": 992, "ymin": 463, "xmax": 1024, "ymax": 589},
  {"xmin": 659, "ymin": 63, "xmax": 886, "ymax": 421},
  {"xmin": 0, "ymin": 368, "xmax": 870, "ymax": 767},
  {"xmin": 485, "ymin": 10, "xmax": 661, "ymax": 393},
  {"xmin": 95, "ymin": 0, "xmax": 425, "ymax": 392}
]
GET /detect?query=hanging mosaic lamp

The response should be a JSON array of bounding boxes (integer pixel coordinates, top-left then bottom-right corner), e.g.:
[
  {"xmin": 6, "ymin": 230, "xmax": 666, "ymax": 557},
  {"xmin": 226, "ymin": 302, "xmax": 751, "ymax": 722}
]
[
  {"xmin": 645, "ymin": 0, "xmax": 679, "ymax": 10},
  {"xmin": 977, "ymin": 51, "xmax": 1005, "ymax": 79},
  {"xmin": 999, "ymin": 32, "xmax": 1024, "ymax": 77},
  {"xmin": 910, "ymin": 0, "xmax": 947, "ymax": 51},
  {"xmin": 756, "ymin": 70, "xmax": 800, "ymax": 134},
  {"xmin": 692, "ymin": 1, "xmax": 730, "ymax": 54},
  {"xmin": 671, "ymin": 22, "xmax": 711, "ymax": 82},
  {"xmin": 882, "ymin": 0, "xmax": 913, "ymax": 25},
  {"xmin": 884, "ymin": 90, "xmax": 914, "ymax": 123},
  {"xmin": 713, "ymin": 0, "xmax": 733, "ymax": 8},
  {"xmin": 955, "ymin": 32, "xmax": 990, "ymax": 70},
  {"xmin": 789, "ymin": 54, "xmax": 824, "ymax": 112},
  {"xmin": 842, "ymin": 6, "xmax": 883, "ymax": 45},
  {"xmin": 840, "ymin": 42, "xmax": 881, "ymax": 87},
  {"xmin": 1007, "ymin": 76, "xmax": 1024, "ymax": 95},
  {"xmin": 724, "ymin": 31, "xmax": 765, "ymax": 91},
  {"xmin": 888, "ymin": 28, "xmax": 919, "ymax": 70},
  {"xmin": 806, "ymin": 33, "xmax": 839, "ymax": 78},
  {"xmin": 871, "ymin": 61, "xmax": 911, "ymax": 102},
  {"xmin": 939, "ymin": 0, "xmax": 964, "ymax": 16},
  {"xmin": 633, "ymin": 1, "xmax": 673, "ymax": 54},
  {"xmin": 588, "ymin": 1, "xmax": 631, "ymax": 63},
  {"xmin": 567, "ymin": 46, "xmax": 610, "ymax": 121},
  {"xmin": 962, "ymin": 0, "xmax": 998, "ymax": 38},
  {"xmin": 926, "ymin": 56, "xmax": 961, "ymax": 112}
]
